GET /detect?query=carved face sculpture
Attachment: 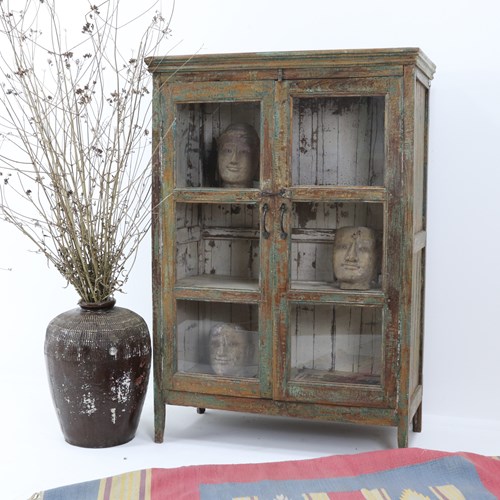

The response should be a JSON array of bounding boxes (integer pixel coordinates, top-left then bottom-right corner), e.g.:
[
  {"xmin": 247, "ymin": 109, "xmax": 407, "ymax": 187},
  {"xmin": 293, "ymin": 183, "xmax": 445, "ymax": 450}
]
[
  {"xmin": 333, "ymin": 226, "xmax": 378, "ymax": 290},
  {"xmin": 217, "ymin": 123, "xmax": 259, "ymax": 188},
  {"xmin": 209, "ymin": 323, "xmax": 254, "ymax": 377}
]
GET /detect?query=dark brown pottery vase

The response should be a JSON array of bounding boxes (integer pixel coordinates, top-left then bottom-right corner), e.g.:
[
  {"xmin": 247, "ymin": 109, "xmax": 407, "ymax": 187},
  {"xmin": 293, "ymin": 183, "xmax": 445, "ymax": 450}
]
[{"xmin": 44, "ymin": 299, "xmax": 151, "ymax": 448}]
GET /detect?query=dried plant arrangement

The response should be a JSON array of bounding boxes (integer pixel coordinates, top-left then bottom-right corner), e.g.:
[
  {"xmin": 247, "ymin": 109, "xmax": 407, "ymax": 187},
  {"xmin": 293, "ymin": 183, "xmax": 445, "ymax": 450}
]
[{"xmin": 0, "ymin": 0, "xmax": 172, "ymax": 304}]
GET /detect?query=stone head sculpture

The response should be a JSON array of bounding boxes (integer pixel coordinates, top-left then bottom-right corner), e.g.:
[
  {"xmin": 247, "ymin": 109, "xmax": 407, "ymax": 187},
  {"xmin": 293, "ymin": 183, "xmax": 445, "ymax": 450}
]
[
  {"xmin": 217, "ymin": 123, "xmax": 259, "ymax": 188},
  {"xmin": 208, "ymin": 322, "xmax": 255, "ymax": 377},
  {"xmin": 333, "ymin": 226, "xmax": 379, "ymax": 290}
]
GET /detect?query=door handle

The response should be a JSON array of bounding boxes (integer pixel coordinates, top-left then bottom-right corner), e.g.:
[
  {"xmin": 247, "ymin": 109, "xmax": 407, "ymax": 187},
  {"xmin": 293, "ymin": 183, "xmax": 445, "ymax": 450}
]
[
  {"xmin": 262, "ymin": 203, "xmax": 270, "ymax": 239},
  {"xmin": 279, "ymin": 203, "xmax": 288, "ymax": 240}
]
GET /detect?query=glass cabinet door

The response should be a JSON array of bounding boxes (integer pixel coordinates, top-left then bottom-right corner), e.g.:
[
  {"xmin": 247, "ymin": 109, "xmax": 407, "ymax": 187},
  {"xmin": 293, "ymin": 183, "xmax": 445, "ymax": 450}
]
[
  {"xmin": 161, "ymin": 81, "xmax": 275, "ymax": 398},
  {"xmin": 274, "ymin": 77, "xmax": 402, "ymax": 406}
]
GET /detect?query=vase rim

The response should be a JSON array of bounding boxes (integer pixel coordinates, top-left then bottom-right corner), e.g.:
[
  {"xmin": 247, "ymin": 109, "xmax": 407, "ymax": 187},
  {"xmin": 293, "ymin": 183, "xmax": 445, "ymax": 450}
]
[{"xmin": 78, "ymin": 297, "xmax": 116, "ymax": 311}]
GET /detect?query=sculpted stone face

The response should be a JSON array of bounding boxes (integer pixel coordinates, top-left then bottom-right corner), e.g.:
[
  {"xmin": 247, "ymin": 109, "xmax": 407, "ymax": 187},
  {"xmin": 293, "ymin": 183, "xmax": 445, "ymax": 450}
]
[
  {"xmin": 209, "ymin": 323, "xmax": 254, "ymax": 377},
  {"xmin": 333, "ymin": 226, "xmax": 378, "ymax": 290},
  {"xmin": 217, "ymin": 123, "xmax": 259, "ymax": 188}
]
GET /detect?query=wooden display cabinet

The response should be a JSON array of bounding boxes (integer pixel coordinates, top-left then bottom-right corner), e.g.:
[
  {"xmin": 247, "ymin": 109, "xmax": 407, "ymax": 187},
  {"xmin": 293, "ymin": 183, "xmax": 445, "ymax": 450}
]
[{"xmin": 147, "ymin": 48, "xmax": 435, "ymax": 448}]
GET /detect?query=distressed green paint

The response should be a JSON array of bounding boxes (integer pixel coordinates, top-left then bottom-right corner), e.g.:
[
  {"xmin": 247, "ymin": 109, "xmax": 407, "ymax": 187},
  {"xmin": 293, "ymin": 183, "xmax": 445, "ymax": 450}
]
[{"xmin": 147, "ymin": 48, "xmax": 435, "ymax": 447}]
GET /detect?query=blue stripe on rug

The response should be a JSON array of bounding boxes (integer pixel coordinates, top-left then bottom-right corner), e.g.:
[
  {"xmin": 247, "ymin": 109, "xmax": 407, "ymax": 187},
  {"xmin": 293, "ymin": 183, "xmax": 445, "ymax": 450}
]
[
  {"xmin": 42, "ymin": 479, "xmax": 101, "ymax": 500},
  {"xmin": 199, "ymin": 455, "xmax": 495, "ymax": 499}
]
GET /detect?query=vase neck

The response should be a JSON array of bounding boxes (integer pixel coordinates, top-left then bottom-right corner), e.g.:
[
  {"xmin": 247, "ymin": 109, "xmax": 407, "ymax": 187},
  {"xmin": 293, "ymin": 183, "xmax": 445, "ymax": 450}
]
[{"xmin": 78, "ymin": 298, "xmax": 116, "ymax": 311}]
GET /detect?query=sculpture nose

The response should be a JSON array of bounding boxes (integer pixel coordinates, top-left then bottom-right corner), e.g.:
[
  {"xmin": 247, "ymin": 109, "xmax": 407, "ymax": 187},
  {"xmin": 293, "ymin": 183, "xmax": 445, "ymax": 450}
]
[
  {"xmin": 218, "ymin": 335, "xmax": 228, "ymax": 352},
  {"xmin": 345, "ymin": 241, "xmax": 358, "ymax": 262}
]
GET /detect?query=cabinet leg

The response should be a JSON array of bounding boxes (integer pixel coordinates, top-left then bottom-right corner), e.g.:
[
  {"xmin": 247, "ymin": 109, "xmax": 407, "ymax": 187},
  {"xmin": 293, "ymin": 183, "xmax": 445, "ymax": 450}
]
[
  {"xmin": 154, "ymin": 398, "xmax": 166, "ymax": 443},
  {"xmin": 197, "ymin": 407, "xmax": 206, "ymax": 414},
  {"xmin": 397, "ymin": 418, "xmax": 409, "ymax": 448},
  {"xmin": 412, "ymin": 403, "xmax": 423, "ymax": 433}
]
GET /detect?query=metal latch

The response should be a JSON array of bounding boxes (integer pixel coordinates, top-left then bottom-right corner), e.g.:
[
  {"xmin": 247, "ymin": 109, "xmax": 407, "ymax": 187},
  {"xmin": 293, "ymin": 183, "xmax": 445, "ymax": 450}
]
[{"xmin": 260, "ymin": 188, "xmax": 287, "ymax": 198}]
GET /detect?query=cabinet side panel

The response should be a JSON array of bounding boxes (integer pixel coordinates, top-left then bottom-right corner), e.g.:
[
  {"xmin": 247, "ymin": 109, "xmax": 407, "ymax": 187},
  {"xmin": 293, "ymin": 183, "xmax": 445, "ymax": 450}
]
[
  {"xmin": 409, "ymin": 81, "xmax": 428, "ymax": 394},
  {"xmin": 413, "ymin": 82, "xmax": 428, "ymax": 232},
  {"xmin": 409, "ymin": 249, "xmax": 424, "ymax": 394}
]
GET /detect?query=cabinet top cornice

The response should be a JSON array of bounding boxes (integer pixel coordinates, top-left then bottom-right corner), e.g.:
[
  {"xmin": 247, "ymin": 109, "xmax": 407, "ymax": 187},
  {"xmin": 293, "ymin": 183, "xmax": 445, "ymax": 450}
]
[{"xmin": 145, "ymin": 47, "xmax": 435, "ymax": 80}]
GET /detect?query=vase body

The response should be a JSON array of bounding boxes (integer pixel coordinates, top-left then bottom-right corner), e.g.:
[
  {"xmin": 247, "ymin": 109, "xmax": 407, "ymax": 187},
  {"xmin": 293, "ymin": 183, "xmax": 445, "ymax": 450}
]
[{"xmin": 44, "ymin": 303, "xmax": 151, "ymax": 448}]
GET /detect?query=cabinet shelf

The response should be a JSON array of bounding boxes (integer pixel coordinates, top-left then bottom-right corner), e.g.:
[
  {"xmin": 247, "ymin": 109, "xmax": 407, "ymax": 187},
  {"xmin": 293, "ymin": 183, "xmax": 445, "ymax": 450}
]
[
  {"xmin": 174, "ymin": 276, "xmax": 385, "ymax": 306},
  {"xmin": 174, "ymin": 275, "xmax": 260, "ymax": 300},
  {"xmin": 289, "ymin": 186, "xmax": 387, "ymax": 202},
  {"xmin": 174, "ymin": 188, "xmax": 261, "ymax": 203},
  {"xmin": 291, "ymin": 368, "xmax": 380, "ymax": 387},
  {"xmin": 174, "ymin": 186, "xmax": 387, "ymax": 204},
  {"xmin": 288, "ymin": 283, "xmax": 385, "ymax": 305}
]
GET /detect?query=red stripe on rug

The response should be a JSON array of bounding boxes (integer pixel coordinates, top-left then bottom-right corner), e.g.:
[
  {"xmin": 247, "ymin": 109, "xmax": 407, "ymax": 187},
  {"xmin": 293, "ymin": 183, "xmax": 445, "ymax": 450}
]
[
  {"xmin": 149, "ymin": 448, "xmax": 500, "ymax": 499},
  {"xmin": 103, "ymin": 476, "xmax": 113, "ymax": 500},
  {"xmin": 139, "ymin": 469, "xmax": 147, "ymax": 500}
]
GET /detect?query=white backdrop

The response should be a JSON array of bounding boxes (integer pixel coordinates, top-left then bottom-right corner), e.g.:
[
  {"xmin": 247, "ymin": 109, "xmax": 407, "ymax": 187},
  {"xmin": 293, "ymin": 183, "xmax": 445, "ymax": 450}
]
[{"xmin": 1, "ymin": 0, "xmax": 500, "ymax": 427}]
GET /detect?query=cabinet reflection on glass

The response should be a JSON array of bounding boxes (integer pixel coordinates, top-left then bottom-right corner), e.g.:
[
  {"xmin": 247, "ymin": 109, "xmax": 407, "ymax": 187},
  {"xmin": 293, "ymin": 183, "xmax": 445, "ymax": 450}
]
[
  {"xmin": 176, "ymin": 300, "xmax": 259, "ymax": 378},
  {"xmin": 290, "ymin": 304, "xmax": 382, "ymax": 386}
]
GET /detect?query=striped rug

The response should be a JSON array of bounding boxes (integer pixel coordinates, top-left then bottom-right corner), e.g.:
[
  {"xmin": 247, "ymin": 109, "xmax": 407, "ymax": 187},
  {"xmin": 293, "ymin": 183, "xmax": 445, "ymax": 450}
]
[{"xmin": 32, "ymin": 448, "xmax": 500, "ymax": 499}]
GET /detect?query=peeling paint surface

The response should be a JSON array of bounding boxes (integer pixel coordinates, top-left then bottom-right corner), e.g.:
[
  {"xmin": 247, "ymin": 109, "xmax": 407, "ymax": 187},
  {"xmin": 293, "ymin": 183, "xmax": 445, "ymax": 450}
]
[
  {"xmin": 112, "ymin": 371, "xmax": 132, "ymax": 404},
  {"xmin": 81, "ymin": 392, "xmax": 97, "ymax": 415}
]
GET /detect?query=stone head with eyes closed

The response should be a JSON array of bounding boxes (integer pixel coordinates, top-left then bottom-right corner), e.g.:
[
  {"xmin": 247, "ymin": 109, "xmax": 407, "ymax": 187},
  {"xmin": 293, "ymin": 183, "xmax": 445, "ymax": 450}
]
[{"xmin": 217, "ymin": 123, "xmax": 259, "ymax": 188}]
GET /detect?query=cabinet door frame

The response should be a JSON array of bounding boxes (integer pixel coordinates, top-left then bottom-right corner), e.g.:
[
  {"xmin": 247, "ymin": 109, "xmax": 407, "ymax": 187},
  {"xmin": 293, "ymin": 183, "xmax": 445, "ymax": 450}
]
[
  {"xmin": 273, "ymin": 76, "xmax": 404, "ymax": 407},
  {"xmin": 155, "ymin": 80, "xmax": 276, "ymax": 400}
]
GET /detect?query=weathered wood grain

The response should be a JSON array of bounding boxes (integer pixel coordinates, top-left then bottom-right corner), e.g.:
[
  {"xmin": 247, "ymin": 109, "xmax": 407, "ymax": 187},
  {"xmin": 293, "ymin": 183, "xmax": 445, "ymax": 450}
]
[{"xmin": 149, "ymin": 48, "xmax": 435, "ymax": 446}]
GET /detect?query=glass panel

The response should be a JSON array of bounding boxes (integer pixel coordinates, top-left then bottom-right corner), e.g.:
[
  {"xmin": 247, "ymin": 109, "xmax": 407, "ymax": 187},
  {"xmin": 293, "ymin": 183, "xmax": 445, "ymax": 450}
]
[
  {"xmin": 177, "ymin": 300, "xmax": 259, "ymax": 378},
  {"xmin": 175, "ymin": 102, "xmax": 261, "ymax": 188},
  {"xmin": 292, "ymin": 96, "xmax": 385, "ymax": 186},
  {"xmin": 176, "ymin": 203, "xmax": 260, "ymax": 287},
  {"xmin": 291, "ymin": 202, "xmax": 383, "ymax": 290},
  {"xmin": 290, "ymin": 304, "xmax": 382, "ymax": 385}
]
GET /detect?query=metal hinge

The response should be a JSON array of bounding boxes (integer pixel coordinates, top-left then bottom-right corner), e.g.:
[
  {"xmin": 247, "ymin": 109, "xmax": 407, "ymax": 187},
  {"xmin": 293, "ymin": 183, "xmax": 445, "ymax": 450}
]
[{"xmin": 260, "ymin": 188, "xmax": 288, "ymax": 198}]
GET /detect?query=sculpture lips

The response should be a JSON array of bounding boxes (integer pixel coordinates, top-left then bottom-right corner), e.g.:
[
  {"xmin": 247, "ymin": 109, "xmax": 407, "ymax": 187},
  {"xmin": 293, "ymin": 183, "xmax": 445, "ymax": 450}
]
[{"xmin": 342, "ymin": 263, "xmax": 360, "ymax": 270}]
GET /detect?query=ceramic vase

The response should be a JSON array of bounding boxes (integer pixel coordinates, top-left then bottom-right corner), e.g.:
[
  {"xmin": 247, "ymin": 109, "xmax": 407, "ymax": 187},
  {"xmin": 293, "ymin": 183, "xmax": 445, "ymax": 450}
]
[{"xmin": 44, "ymin": 299, "xmax": 151, "ymax": 448}]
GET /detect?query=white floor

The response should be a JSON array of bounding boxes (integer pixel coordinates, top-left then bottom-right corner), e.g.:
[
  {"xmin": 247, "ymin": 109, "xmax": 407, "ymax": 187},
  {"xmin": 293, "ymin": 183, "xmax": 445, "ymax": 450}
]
[{"xmin": 3, "ymin": 375, "xmax": 500, "ymax": 500}]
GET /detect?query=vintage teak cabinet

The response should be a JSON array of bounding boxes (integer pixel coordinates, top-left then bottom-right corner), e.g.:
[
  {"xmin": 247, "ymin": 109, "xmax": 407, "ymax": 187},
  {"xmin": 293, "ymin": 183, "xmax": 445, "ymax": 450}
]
[{"xmin": 147, "ymin": 48, "xmax": 435, "ymax": 448}]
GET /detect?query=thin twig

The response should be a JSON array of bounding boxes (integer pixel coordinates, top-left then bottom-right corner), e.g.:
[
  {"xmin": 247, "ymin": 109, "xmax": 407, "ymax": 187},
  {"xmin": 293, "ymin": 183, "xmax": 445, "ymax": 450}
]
[{"xmin": 0, "ymin": 0, "xmax": 172, "ymax": 303}]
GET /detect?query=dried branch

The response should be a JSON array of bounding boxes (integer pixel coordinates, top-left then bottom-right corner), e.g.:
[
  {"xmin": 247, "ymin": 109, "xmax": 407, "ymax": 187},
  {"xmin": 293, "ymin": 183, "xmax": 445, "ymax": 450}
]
[{"xmin": 0, "ymin": 0, "xmax": 172, "ymax": 303}]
